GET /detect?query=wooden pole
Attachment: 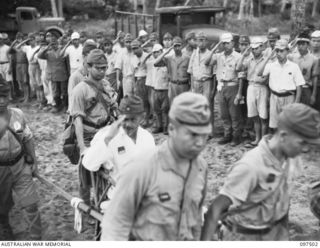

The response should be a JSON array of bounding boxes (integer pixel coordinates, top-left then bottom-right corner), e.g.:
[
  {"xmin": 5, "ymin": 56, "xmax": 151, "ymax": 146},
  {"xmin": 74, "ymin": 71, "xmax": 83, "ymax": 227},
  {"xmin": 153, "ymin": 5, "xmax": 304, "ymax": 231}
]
[
  {"xmin": 50, "ymin": 0, "xmax": 58, "ymax": 17},
  {"xmin": 35, "ymin": 173, "xmax": 103, "ymax": 222},
  {"xmin": 291, "ymin": 0, "xmax": 306, "ymax": 38}
]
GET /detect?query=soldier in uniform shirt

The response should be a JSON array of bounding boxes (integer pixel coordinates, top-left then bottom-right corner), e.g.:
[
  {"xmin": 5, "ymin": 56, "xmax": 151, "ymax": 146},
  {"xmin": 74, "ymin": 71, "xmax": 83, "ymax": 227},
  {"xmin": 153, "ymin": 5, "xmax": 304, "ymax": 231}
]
[
  {"xmin": 182, "ymin": 32, "xmax": 196, "ymax": 58},
  {"xmin": 101, "ymin": 92, "xmax": 210, "ymax": 241},
  {"xmin": 0, "ymin": 79, "xmax": 42, "ymax": 240}
]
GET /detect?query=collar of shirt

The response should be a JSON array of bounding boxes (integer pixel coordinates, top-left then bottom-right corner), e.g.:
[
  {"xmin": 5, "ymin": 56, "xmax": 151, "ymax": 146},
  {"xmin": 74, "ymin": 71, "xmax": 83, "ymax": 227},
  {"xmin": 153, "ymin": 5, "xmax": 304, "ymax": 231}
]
[{"xmin": 158, "ymin": 141, "xmax": 203, "ymax": 179}]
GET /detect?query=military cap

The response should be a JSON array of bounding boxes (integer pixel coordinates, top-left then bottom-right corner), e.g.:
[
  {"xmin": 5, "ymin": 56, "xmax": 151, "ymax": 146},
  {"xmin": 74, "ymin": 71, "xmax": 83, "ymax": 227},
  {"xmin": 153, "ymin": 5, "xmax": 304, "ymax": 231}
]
[
  {"xmin": 239, "ymin": 35, "xmax": 250, "ymax": 44},
  {"xmin": 150, "ymin": 32, "xmax": 159, "ymax": 40},
  {"xmin": 96, "ymin": 31, "xmax": 103, "ymax": 38},
  {"xmin": 278, "ymin": 103, "xmax": 320, "ymax": 145},
  {"xmin": 103, "ymin": 38, "xmax": 113, "ymax": 46},
  {"xmin": 38, "ymin": 31, "xmax": 45, "ymax": 36},
  {"xmin": 83, "ymin": 40, "xmax": 97, "ymax": 56},
  {"xmin": 28, "ymin": 33, "xmax": 35, "ymax": 40},
  {"xmin": 1, "ymin": 33, "xmax": 8, "ymax": 40},
  {"xmin": 220, "ymin": 33, "xmax": 233, "ymax": 43},
  {"xmin": 173, "ymin": 36, "xmax": 182, "ymax": 45},
  {"xmin": 297, "ymin": 32, "xmax": 311, "ymax": 43},
  {"xmin": 16, "ymin": 32, "xmax": 24, "ymax": 39},
  {"xmin": 275, "ymin": 39, "xmax": 289, "ymax": 50},
  {"xmin": 152, "ymin": 44, "xmax": 163, "ymax": 52},
  {"xmin": 86, "ymin": 49, "xmax": 108, "ymax": 65},
  {"xmin": 251, "ymin": 37, "xmax": 263, "ymax": 49},
  {"xmin": 124, "ymin": 33, "xmax": 133, "ymax": 42},
  {"xmin": 185, "ymin": 31, "xmax": 196, "ymax": 41},
  {"xmin": 131, "ymin": 39, "xmax": 141, "ymax": 48},
  {"xmin": 119, "ymin": 95, "xmax": 144, "ymax": 114},
  {"xmin": 169, "ymin": 92, "xmax": 212, "ymax": 134},
  {"xmin": 196, "ymin": 32, "xmax": 207, "ymax": 40},
  {"xmin": 138, "ymin": 30, "xmax": 148, "ymax": 37},
  {"xmin": 311, "ymin": 30, "xmax": 320, "ymax": 39},
  {"xmin": 117, "ymin": 31, "xmax": 125, "ymax": 38},
  {"xmin": 268, "ymin": 27, "xmax": 280, "ymax": 40},
  {"xmin": 71, "ymin": 32, "xmax": 80, "ymax": 40},
  {"xmin": 163, "ymin": 32, "xmax": 173, "ymax": 40}
]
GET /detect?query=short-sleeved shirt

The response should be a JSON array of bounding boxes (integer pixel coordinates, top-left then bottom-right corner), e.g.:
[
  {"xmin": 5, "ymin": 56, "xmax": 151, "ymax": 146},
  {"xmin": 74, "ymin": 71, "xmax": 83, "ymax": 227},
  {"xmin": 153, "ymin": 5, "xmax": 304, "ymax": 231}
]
[
  {"xmin": 288, "ymin": 52, "xmax": 319, "ymax": 86},
  {"xmin": 22, "ymin": 45, "xmax": 40, "ymax": 64},
  {"xmin": 187, "ymin": 48, "xmax": 213, "ymax": 81},
  {"xmin": 101, "ymin": 141, "xmax": 208, "ymax": 241},
  {"xmin": 0, "ymin": 44, "xmax": 10, "ymax": 62},
  {"xmin": 162, "ymin": 53, "xmax": 190, "ymax": 82},
  {"xmin": 64, "ymin": 45, "xmax": 83, "ymax": 71},
  {"xmin": 133, "ymin": 52, "xmax": 148, "ymax": 77},
  {"xmin": 105, "ymin": 51, "xmax": 117, "ymax": 76},
  {"xmin": 263, "ymin": 60, "xmax": 305, "ymax": 92},
  {"xmin": 146, "ymin": 55, "xmax": 169, "ymax": 89},
  {"xmin": 11, "ymin": 48, "xmax": 28, "ymax": 64},
  {"xmin": 69, "ymin": 80, "xmax": 117, "ymax": 143},
  {"xmin": 0, "ymin": 108, "xmax": 33, "ymax": 162},
  {"xmin": 312, "ymin": 51, "xmax": 320, "ymax": 87},
  {"xmin": 37, "ymin": 49, "xmax": 69, "ymax": 82},
  {"xmin": 82, "ymin": 126, "xmax": 155, "ymax": 181},
  {"xmin": 68, "ymin": 65, "xmax": 87, "ymax": 96},
  {"xmin": 210, "ymin": 50, "xmax": 241, "ymax": 83},
  {"xmin": 242, "ymin": 54, "xmax": 268, "ymax": 84},
  {"xmin": 146, "ymin": 56, "xmax": 155, "ymax": 87},
  {"xmin": 114, "ymin": 49, "xmax": 136, "ymax": 77},
  {"xmin": 220, "ymin": 135, "xmax": 296, "ymax": 228}
]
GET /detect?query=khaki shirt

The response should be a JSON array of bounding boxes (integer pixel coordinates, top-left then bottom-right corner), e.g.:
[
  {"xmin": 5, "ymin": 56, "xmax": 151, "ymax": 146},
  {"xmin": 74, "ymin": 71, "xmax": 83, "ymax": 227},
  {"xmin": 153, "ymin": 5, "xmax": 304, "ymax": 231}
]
[
  {"xmin": 288, "ymin": 52, "xmax": 319, "ymax": 86},
  {"xmin": 210, "ymin": 50, "xmax": 241, "ymax": 83},
  {"xmin": 242, "ymin": 55, "xmax": 268, "ymax": 85},
  {"xmin": 187, "ymin": 48, "xmax": 213, "ymax": 81},
  {"xmin": 220, "ymin": 136, "xmax": 295, "ymax": 228},
  {"xmin": 69, "ymin": 80, "xmax": 117, "ymax": 143},
  {"xmin": 0, "ymin": 108, "xmax": 33, "ymax": 162},
  {"xmin": 162, "ymin": 53, "xmax": 190, "ymax": 82},
  {"xmin": 101, "ymin": 141, "xmax": 208, "ymax": 241},
  {"xmin": 133, "ymin": 52, "xmax": 148, "ymax": 77},
  {"xmin": 114, "ymin": 49, "xmax": 136, "ymax": 77}
]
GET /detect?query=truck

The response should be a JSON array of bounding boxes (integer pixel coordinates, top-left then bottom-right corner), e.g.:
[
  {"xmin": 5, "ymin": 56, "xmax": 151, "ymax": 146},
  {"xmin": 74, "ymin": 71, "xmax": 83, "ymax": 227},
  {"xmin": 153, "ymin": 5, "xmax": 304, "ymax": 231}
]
[
  {"xmin": 0, "ymin": 6, "xmax": 65, "ymax": 39},
  {"xmin": 114, "ymin": 5, "xmax": 239, "ymax": 48}
]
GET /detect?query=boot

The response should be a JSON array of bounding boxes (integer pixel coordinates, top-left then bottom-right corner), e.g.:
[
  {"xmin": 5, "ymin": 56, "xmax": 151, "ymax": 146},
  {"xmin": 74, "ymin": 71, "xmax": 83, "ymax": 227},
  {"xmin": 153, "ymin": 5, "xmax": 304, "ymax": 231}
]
[
  {"xmin": 61, "ymin": 96, "xmax": 68, "ymax": 113},
  {"xmin": 51, "ymin": 97, "xmax": 61, "ymax": 113},
  {"xmin": 0, "ymin": 214, "xmax": 14, "ymax": 241},
  {"xmin": 152, "ymin": 114, "xmax": 163, "ymax": 134},
  {"xmin": 23, "ymin": 204, "xmax": 42, "ymax": 240},
  {"xmin": 230, "ymin": 136, "xmax": 242, "ymax": 147}
]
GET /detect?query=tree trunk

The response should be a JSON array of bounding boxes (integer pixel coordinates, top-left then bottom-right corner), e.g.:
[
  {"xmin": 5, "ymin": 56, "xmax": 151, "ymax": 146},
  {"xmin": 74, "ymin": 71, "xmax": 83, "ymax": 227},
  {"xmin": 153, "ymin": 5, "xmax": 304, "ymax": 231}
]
[
  {"xmin": 291, "ymin": 0, "xmax": 306, "ymax": 38},
  {"xmin": 312, "ymin": 0, "xmax": 318, "ymax": 17},
  {"xmin": 57, "ymin": 0, "xmax": 63, "ymax": 17},
  {"xmin": 281, "ymin": 0, "xmax": 288, "ymax": 13},
  {"xmin": 50, "ymin": 0, "xmax": 58, "ymax": 17},
  {"xmin": 249, "ymin": 0, "xmax": 254, "ymax": 18},
  {"xmin": 238, "ymin": 0, "xmax": 246, "ymax": 19},
  {"xmin": 258, "ymin": 0, "xmax": 262, "ymax": 17},
  {"xmin": 156, "ymin": 0, "xmax": 161, "ymax": 8},
  {"xmin": 223, "ymin": 0, "xmax": 229, "ymax": 7}
]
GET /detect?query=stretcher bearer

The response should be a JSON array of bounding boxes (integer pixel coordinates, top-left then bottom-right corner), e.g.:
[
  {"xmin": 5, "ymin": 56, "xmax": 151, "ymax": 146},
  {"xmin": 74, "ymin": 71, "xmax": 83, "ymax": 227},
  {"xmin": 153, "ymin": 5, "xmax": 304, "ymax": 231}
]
[
  {"xmin": 205, "ymin": 33, "xmax": 243, "ymax": 146},
  {"xmin": 258, "ymin": 39, "xmax": 305, "ymax": 131},
  {"xmin": 310, "ymin": 30, "xmax": 320, "ymax": 111},
  {"xmin": 202, "ymin": 103, "xmax": 320, "ymax": 241},
  {"xmin": 154, "ymin": 37, "xmax": 190, "ymax": 105},
  {"xmin": 288, "ymin": 33, "xmax": 319, "ymax": 106},
  {"xmin": 0, "ymin": 79, "xmax": 42, "ymax": 240},
  {"xmin": 237, "ymin": 38, "xmax": 269, "ymax": 148},
  {"xmin": 115, "ymin": 34, "xmax": 136, "ymax": 96},
  {"xmin": 131, "ymin": 39, "xmax": 151, "ymax": 127},
  {"xmin": 101, "ymin": 92, "xmax": 210, "ymax": 241}
]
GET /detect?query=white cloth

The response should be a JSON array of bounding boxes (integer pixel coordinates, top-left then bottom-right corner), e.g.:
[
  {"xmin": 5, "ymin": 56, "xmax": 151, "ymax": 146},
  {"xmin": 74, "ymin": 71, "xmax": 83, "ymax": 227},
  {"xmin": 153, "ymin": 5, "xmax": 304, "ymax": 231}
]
[
  {"xmin": 82, "ymin": 126, "xmax": 156, "ymax": 181},
  {"xmin": 263, "ymin": 60, "xmax": 306, "ymax": 92},
  {"xmin": 0, "ymin": 44, "xmax": 10, "ymax": 62},
  {"xmin": 70, "ymin": 197, "xmax": 84, "ymax": 234},
  {"xmin": 22, "ymin": 45, "xmax": 40, "ymax": 63},
  {"xmin": 65, "ymin": 45, "xmax": 83, "ymax": 72}
]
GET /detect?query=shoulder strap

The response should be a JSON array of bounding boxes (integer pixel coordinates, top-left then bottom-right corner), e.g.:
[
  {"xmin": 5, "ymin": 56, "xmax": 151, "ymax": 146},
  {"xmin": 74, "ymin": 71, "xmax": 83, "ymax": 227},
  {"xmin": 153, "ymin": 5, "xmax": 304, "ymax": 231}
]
[
  {"xmin": 221, "ymin": 162, "xmax": 290, "ymax": 221},
  {"xmin": 83, "ymin": 79, "xmax": 110, "ymax": 117}
]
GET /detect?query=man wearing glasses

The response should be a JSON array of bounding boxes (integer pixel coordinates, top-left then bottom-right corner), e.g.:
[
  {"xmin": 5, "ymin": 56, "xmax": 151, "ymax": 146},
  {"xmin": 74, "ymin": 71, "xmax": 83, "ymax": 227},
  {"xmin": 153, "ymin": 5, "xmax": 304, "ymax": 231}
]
[
  {"xmin": 154, "ymin": 36, "xmax": 190, "ymax": 105},
  {"xmin": 258, "ymin": 39, "xmax": 305, "ymax": 131}
]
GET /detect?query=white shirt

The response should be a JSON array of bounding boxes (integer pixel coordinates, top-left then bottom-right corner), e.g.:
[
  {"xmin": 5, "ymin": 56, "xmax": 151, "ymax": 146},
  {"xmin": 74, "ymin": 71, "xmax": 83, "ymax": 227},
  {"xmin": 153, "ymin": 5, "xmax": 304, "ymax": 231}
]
[
  {"xmin": 0, "ymin": 44, "xmax": 10, "ymax": 62},
  {"xmin": 263, "ymin": 59, "xmax": 305, "ymax": 92},
  {"xmin": 82, "ymin": 126, "xmax": 156, "ymax": 181},
  {"xmin": 65, "ymin": 45, "xmax": 83, "ymax": 71},
  {"xmin": 22, "ymin": 45, "xmax": 40, "ymax": 63}
]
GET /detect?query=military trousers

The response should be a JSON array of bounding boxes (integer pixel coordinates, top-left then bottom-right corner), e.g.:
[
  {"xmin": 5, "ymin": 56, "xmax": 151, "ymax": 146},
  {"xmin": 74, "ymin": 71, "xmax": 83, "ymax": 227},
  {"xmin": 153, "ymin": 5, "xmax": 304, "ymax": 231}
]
[
  {"xmin": 168, "ymin": 82, "xmax": 190, "ymax": 105},
  {"xmin": 218, "ymin": 85, "xmax": 243, "ymax": 138}
]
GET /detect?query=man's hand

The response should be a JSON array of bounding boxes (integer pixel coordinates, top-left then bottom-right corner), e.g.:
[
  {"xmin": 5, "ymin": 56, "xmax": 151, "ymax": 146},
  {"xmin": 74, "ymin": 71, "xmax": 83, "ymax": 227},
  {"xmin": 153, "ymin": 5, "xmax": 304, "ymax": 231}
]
[
  {"xmin": 116, "ymin": 79, "xmax": 121, "ymax": 91},
  {"xmin": 243, "ymin": 47, "xmax": 251, "ymax": 57},
  {"xmin": 79, "ymin": 144, "xmax": 87, "ymax": 156},
  {"xmin": 234, "ymin": 93, "xmax": 242, "ymax": 105},
  {"xmin": 104, "ymin": 115, "xmax": 126, "ymax": 143}
]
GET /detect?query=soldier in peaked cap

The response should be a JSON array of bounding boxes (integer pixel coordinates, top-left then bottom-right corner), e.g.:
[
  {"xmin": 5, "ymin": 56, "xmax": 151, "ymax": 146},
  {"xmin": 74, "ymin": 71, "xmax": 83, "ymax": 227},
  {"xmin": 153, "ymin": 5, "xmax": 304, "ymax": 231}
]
[
  {"xmin": 69, "ymin": 49, "xmax": 118, "ymax": 209},
  {"xmin": 101, "ymin": 92, "xmax": 210, "ymax": 241},
  {"xmin": 0, "ymin": 79, "xmax": 42, "ymax": 240},
  {"xmin": 83, "ymin": 94, "xmax": 155, "ymax": 186},
  {"xmin": 182, "ymin": 31, "xmax": 196, "ymax": 58},
  {"xmin": 154, "ymin": 36, "xmax": 191, "ymax": 105},
  {"xmin": 202, "ymin": 103, "xmax": 320, "ymax": 241}
]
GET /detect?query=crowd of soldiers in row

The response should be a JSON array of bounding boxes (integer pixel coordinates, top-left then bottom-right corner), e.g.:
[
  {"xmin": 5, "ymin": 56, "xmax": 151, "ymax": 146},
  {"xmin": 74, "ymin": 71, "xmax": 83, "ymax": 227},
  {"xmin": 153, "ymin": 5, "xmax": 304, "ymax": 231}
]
[{"xmin": 1, "ymin": 24, "xmax": 320, "ymax": 241}]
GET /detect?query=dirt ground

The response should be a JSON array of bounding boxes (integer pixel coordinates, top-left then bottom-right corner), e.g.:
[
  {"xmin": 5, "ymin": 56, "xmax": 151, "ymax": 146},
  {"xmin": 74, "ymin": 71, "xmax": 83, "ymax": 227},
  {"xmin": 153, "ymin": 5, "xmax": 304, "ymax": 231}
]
[{"xmin": 8, "ymin": 101, "xmax": 320, "ymax": 241}]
